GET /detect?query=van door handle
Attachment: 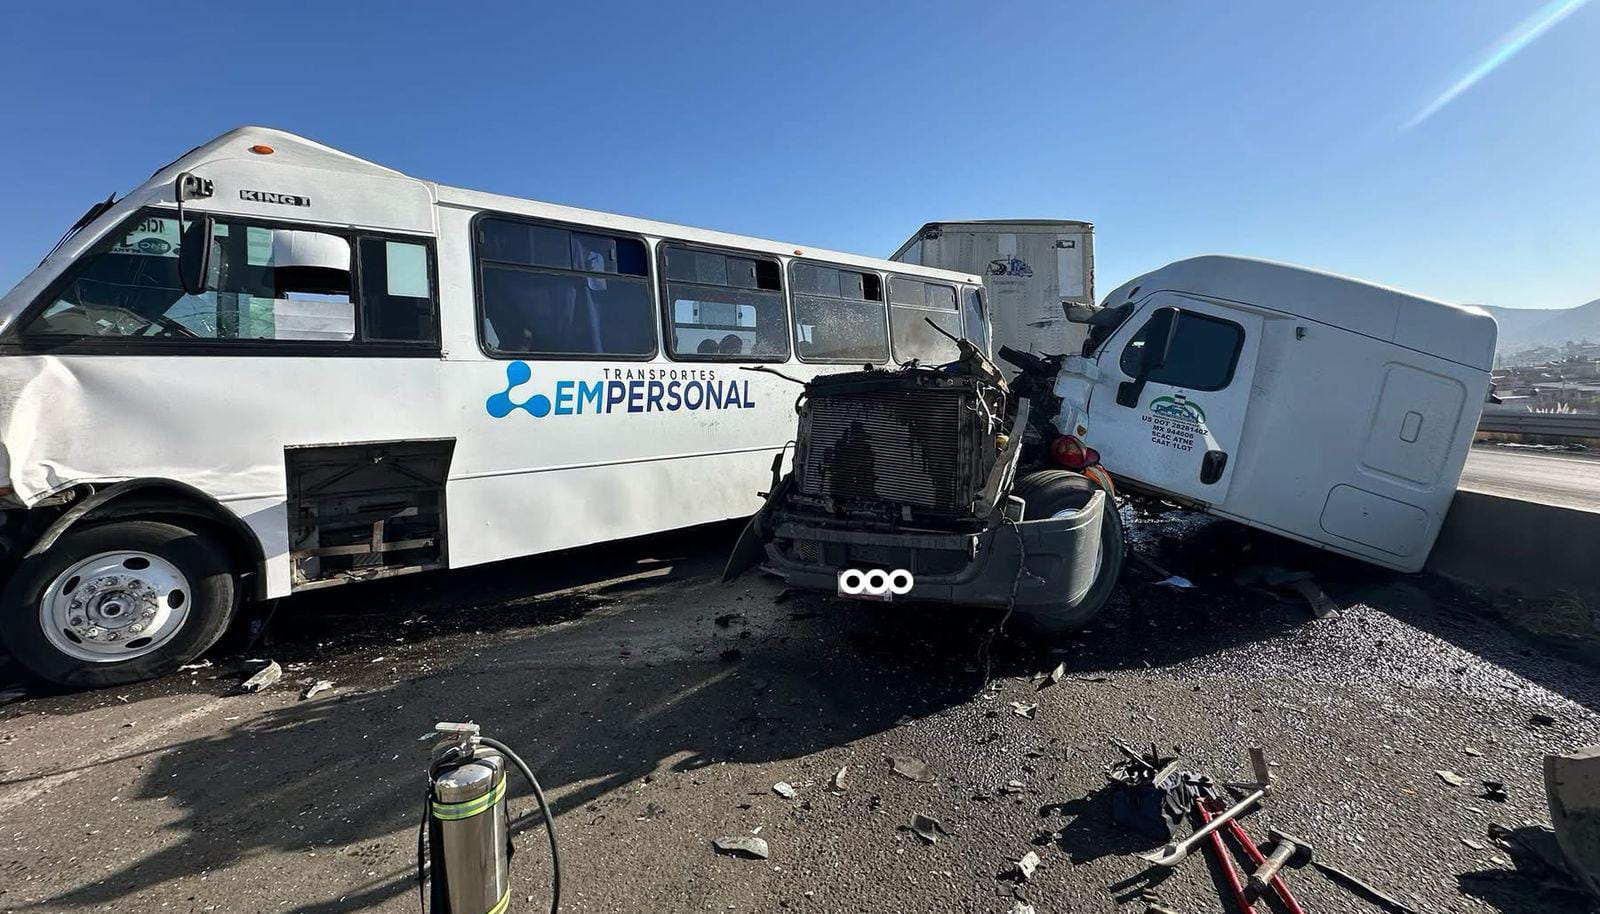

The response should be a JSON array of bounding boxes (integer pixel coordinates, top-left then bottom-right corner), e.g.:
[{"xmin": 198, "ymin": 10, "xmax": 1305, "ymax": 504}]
[{"xmin": 1200, "ymin": 450, "xmax": 1228, "ymax": 484}]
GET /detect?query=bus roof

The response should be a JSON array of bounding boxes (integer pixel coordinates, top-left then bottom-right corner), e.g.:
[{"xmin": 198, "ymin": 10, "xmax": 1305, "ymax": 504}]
[{"xmin": 188, "ymin": 127, "xmax": 983, "ymax": 284}]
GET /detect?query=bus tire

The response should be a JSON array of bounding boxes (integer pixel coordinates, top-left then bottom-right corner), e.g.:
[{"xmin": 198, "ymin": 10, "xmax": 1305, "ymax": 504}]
[
  {"xmin": 0, "ymin": 520, "xmax": 239, "ymax": 688},
  {"xmin": 1010, "ymin": 470, "xmax": 1124, "ymax": 635}
]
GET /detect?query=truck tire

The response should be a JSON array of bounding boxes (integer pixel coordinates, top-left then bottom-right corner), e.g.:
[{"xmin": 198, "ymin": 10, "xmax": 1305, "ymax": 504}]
[
  {"xmin": 1010, "ymin": 470, "xmax": 1125, "ymax": 634},
  {"xmin": 0, "ymin": 520, "xmax": 239, "ymax": 688}
]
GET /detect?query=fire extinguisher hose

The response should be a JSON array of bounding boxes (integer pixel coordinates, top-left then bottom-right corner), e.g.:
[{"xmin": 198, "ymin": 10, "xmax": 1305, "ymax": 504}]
[{"xmin": 477, "ymin": 736, "xmax": 562, "ymax": 914}]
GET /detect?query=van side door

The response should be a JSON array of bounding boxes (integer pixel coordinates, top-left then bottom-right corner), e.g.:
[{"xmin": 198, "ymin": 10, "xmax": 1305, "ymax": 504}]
[{"xmin": 1081, "ymin": 294, "xmax": 1262, "ymax": 505}]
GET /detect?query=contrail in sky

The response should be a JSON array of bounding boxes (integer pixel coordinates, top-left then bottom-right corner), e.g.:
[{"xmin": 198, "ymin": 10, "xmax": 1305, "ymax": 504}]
[{"xmin": 1404, "ymin": 0, "xmax": 1594, "ymax": 130}]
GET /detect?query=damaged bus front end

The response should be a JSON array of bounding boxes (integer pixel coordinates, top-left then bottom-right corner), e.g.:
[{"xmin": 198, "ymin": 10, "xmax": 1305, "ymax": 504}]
[{"xmin": 726, "ymin": 346, "xmax": 1124, "ymax": 632}]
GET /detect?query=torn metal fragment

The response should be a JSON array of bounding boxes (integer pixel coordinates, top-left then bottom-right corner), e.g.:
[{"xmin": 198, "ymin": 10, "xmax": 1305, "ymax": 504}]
[
  {"xmin": 300, "ymin": 680, "xmax": 334, "ymax": 700},
  {"xmin": 241, "ymin": 661, "xmax": 282, "ymax": 693}
]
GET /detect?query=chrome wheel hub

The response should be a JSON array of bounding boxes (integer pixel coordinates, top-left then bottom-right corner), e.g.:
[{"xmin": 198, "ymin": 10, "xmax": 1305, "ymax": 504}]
[{"xmin": 42, "ymin": 551, "xmax": 191, "ymax": 662}]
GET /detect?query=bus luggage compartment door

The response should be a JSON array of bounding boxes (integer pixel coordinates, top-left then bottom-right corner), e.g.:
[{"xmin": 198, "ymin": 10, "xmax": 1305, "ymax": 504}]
[{"xmin": 285, "ymin": 439, "xmax": 455, "ymax": 589}]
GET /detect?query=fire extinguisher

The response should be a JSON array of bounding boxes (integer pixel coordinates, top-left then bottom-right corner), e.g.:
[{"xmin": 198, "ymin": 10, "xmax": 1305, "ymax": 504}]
[{"xmin": 419, "ymin": 722, "xmax": 561, "ymax": 914}]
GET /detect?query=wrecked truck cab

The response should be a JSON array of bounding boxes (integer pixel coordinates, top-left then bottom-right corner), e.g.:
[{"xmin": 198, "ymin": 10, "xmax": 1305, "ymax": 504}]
[
  {"xmin": 1052, "ymin": 255, "xmax": 1497, "ymax": 572},
  {"xmin": 727, "ymin": 354, "xmax": 1125, "ymax": 631}
]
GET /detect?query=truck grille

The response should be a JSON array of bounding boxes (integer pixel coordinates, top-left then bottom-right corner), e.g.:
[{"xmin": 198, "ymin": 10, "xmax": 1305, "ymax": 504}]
[{"xmin": 796, "ymin": 387, "xmax": 977, "ymax": 513}]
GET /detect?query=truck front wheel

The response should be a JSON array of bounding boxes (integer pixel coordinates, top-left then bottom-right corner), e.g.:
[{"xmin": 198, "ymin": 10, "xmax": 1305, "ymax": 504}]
[
  {"xmin": 0, "ymin": 520, "xmax": 239, "ymax": 688},
  {"xmin": 1010, "ymin": 470, "xmax": 1125, "ymax": 634}
]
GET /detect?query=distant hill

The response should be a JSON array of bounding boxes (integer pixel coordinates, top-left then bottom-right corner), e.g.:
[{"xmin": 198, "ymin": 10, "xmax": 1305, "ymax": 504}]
[{"xmin": 1475, "ymin": 300, "xmax": 1600, "ymax": 355}]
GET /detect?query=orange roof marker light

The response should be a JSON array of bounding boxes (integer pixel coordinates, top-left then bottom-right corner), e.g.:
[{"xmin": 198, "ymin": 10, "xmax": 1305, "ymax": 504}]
[{"xmin": 248, "ymin": 144, "xmax": 275, "ymax": 155}]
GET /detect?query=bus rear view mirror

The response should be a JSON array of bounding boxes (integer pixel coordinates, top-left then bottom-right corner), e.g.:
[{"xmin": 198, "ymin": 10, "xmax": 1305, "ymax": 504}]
[{"xmin": 178, "ymin": 214, "xmax": 213, "ymax": 296}]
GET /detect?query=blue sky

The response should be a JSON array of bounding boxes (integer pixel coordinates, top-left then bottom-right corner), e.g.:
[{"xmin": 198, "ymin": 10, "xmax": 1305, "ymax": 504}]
[{"xmin": 1, "ymin": 1, "xmax": 1595, "ymax": 310}]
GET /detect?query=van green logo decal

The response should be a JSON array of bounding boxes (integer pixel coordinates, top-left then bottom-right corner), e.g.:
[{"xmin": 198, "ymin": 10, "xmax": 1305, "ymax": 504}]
[{"xmin": 1148, "ymin": 394, "xmax": 1206, "ymax": 426}]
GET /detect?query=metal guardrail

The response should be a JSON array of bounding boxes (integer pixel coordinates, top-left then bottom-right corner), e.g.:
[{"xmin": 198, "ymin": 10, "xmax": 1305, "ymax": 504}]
[{"xmin": 1478, "ymin": 412, "xmax": 1600, "ymax": 440}]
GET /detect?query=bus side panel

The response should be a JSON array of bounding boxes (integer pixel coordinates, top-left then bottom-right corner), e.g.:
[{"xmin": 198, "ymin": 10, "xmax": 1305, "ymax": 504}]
[
  {"xmin": 438, "ymin": 357, "xmax": 801, "ymax": 571},
  {"xmin": 446, "ymin": 449, "xmax": 775, "ymax": 570},
  {"xmin": 0, "ymin": 354, "xmax": 446, "ymax": 598}
]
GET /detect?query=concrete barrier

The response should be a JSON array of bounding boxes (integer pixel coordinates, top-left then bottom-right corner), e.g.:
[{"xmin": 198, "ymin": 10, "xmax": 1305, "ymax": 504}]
[{"xmin": 1428, "ymin": 491, "xmax": 1600, "ymax": 608}]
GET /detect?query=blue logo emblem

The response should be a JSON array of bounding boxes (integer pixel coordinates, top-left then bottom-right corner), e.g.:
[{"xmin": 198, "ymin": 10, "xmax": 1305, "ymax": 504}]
[
  {"xmin": 484, "ymin": 361, "xmax": 758, "ymax": 420},
  {"xmin": 486, "ymin": 361, "xmax": 551, "ymax": 418}
]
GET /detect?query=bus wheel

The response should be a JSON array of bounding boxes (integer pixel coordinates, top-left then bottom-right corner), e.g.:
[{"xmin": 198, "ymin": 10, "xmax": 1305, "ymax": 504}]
[
  {"xmin": 1010, "ymin": 470, "xmax": 1125, "ymax": 635},
  {"xmin": 0, "ymin": 520, "xmax": 239, "ymax": 688}
]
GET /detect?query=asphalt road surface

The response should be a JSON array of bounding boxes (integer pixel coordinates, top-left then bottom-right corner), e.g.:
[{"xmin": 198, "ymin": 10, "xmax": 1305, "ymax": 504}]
[
  {"xmin": 1461, "ymin": 445, "xmax": 1600, "ymax": 511},
  {"xmin": 1, "ymin": 514, "xmax": 1596, "ymax": 914}
]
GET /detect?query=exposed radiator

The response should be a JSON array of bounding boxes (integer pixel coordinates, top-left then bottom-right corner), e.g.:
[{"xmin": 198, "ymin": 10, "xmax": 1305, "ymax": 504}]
[{"xmin": 796, "ymin": 386, "xmax": 981, "ymax": 515}]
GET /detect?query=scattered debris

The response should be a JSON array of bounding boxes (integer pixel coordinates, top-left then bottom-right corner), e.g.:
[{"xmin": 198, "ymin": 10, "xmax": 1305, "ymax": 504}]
[
  {"xmin": 300, "ymin": 680, "xmax": 334, "ymax": 701},
  {"xmin": 1153, "ymin": 575, "xmax": 1195, "ymax": 590},
  {"xmin": 1463, "ymin": 837, "xmax": 1487, "ymax": 850},
  {"xmin": 1436, "ymin": 769, "xmax": 1466, "ymax": 787},
  {"xmin": 1482, "ymin": 780, "xmax": 1509, "ymax": 803},
  {"xmin": 1000, "ymin": 780, "xmax": 1027, "ymax": 795},
  {"xmin": 828, "ymin": 766, "xmax": 850, "ymax": 793},
  {"xmin": 240, "ymin": 661, "xmax": 282, "ymax": 693},
  {"xmin": 1465, "ymin": 747, "xmax": 1483, "ymax": 757},
  {"xmin": 712, "ymin": 835, "xmax": 769, "ymax": 860},
  {"xmin": 1287, "ymin": 578, "xmax": 1339, "ymax": 618},
  {"xmin": 1010, "ymin": 702, "xmax": 1038, "ymax": 719},
  {"xmin": 887, "ymin": 754, "xmax": 935, "ymax": 783},
  {"xmin": 772, "ymin": 781, "xmax": 797, "ymax": 800},
  {"xmin": 177, "ymin": 660, "xmax": 212, "ymax": 671},
  {"xmin": 1235, "ymin": 564, "xmax": 1338, "ymax": 617},
  {"xmin": 1012, "ymin": 850, "xmax": 1040, "ymax": 881},
  {"xmin": 1038, "ymin": 662, "xmax": 1066, "ymax": 689},
  {"xmin": 1009, "ymin": 903, "xmax": 1036, "ymax": 914},
  {"xmin": 907, "ymin": 814, "xmax": 947, "ymax": 844},
  {"xmin": 1530, "ymin": 712, "xmax": 1557, "ymax": 727},
  {"xmin": 713, "ymin": 612, "xmax": 744, "ymax": 628}
]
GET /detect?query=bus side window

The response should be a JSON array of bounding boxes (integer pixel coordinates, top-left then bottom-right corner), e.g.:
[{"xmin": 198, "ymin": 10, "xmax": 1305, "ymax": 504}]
[
  {"xmin": 887, "ymin": 276, "xmax": 962, "ymax": 364},
  {"xmin": 791, "ymin": 262, "xmax": 888, "ymax": 363},
  {"xmin": 661, "ymin": 244, "xmax": 789, "ymax": 362},
  {"xmin": 475, "ymin": 217, "xmax": 656, "ymax": 359},
  {"xmin": 358, "ymin": 238, "xmax": 436, "ymax": 343}
]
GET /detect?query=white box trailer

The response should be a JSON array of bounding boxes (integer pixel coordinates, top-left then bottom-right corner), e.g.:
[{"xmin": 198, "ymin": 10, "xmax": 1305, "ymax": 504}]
[
  {"xmin": 1053, "ymin": 255, "xmax": 1497, "ymax": 571},
  {"xmin": 891, "ymin": 220, "xmax": 1093, "ymax": 361}
]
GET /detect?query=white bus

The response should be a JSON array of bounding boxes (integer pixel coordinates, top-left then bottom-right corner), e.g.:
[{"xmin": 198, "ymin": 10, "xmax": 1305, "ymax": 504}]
[{"xmin": 0, "ymin": 127, "xmax": 989, "ymax": 687}]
